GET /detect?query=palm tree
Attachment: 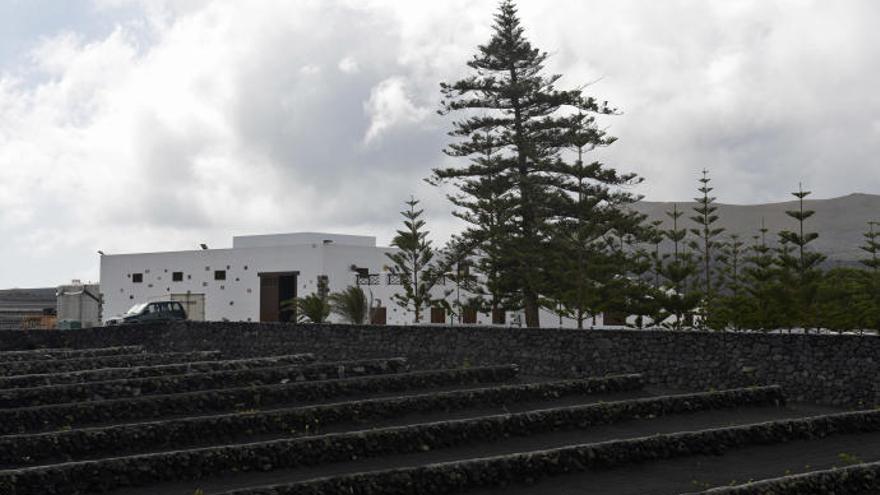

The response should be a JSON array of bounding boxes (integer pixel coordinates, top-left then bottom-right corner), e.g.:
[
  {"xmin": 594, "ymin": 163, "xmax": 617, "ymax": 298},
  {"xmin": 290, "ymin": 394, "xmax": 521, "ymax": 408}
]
[
  {"xmin": 329, "ymin": 286, "xmax": 369, "ymax": 325},
  {"xmin": 283, "ymin": 294, "xmax": 330, "ymax": 323}
]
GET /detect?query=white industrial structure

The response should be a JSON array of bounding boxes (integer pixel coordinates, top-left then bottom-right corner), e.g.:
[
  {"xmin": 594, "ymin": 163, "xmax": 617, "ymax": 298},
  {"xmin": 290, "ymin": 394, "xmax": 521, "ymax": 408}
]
[
  {"xmin": 100, "ymin": 232, "xmax": 610, "ymax": 327},
  {"xmin": 57, "ymin": 281, "xmax": 102, "ymax": 329}
]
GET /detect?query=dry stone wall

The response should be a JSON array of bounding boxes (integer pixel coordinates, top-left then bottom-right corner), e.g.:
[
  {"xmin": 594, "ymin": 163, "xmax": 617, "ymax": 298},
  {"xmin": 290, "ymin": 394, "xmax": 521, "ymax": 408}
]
[{"xmin": 1, "ymin": 321, "xmax": 877, "ymax": 407}]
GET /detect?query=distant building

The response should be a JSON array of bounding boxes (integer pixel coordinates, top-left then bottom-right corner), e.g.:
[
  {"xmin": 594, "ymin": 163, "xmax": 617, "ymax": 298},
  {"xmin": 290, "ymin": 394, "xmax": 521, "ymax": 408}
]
[
  {"xmin": 57, "ymin": 281, "xmax": 102, "ymax": 329},
  {"xmin": 99, "ymin": 231, "xmax": 614, "ymax": 328},
  {"xmin": 0, "ymin": 288, "xmax": 57, "ymax": 330}
]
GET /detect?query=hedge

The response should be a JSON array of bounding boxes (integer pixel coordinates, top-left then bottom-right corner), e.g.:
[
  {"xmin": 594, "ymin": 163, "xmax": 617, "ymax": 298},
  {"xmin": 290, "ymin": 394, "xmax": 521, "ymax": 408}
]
[
  {"xmin": 0, "ymin": 385, "xmax": 790, "ymax": 492},
  {"xmin": 696, "ymin": 460, "xmax": 880, "ymax": 494},
  {"xmin": 0, "ymin": 374, "xmax": 644, "ymax": 466},
  {"xmin": 0, "ymin": 353, "xmax": 315, "ymax": 390},
  {"xmin": 0, "ymin": 357, "xmax": 408, "ymax": 408},
  {"xmin": 210, "ymin": 408, "xmax": 880, "ymax": 495},
  {"xmin": 0, "ymin": 346, "xmax": 144, "ymax": 363},
  {"xmin": 0, "ymin": 351, "xmax": 221, "ymax": 376},
  {"xmin": 0, "ymin": 364, "xmax": 519, "ymax": 435}
]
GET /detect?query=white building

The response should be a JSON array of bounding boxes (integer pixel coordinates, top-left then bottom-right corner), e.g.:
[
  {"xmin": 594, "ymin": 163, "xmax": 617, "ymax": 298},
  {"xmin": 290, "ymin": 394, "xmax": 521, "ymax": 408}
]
[{"xmin": 99, "ymin": 231, "xmax": 612, "ymax": 327}]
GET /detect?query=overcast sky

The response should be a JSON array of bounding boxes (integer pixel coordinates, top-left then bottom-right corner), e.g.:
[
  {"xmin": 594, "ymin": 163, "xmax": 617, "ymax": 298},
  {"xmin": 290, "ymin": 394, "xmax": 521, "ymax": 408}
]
[{"xmin": 1, "ymin": 0, "xmax": 879, "ymax": 288}]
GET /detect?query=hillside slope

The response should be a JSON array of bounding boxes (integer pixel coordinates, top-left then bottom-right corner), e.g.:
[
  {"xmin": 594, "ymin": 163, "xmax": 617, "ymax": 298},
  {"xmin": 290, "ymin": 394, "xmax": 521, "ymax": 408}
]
[{"xmin": 631, "ymin": 193, "xmax": 880, "ymax": 262}]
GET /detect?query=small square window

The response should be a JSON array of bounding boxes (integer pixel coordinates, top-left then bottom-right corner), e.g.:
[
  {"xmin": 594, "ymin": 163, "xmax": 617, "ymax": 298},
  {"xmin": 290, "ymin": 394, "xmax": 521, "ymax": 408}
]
[
  {"xmin": 172, "ymin": 272, "xmax": 183, "ymax": 282},
  {"xmin": 132, "ymin": 273, "xmax": 143, "ymax": 283},
  {"xmin": 214, "ymin": 270, "xmax": 226, "ymax": 281}
]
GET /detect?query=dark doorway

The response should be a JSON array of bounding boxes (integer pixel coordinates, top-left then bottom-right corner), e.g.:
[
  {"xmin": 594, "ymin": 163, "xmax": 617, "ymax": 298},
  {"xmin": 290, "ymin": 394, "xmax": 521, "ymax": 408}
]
[
  {"xmin": 430, "ymin": 307, "xmax": 445, "ymax": 324},
  {"xmin": 259, "ymin": 271, "xmax": 299, "ymax": 323},
  {"xmin": 370, "ymin": 306, "xmax": 387, "ymax": 325}
]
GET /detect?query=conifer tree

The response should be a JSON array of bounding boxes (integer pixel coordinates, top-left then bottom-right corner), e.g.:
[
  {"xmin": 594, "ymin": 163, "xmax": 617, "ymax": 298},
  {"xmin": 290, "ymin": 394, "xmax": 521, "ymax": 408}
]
[
  {"xmin": 688, "ymin": 169, "xmax": 725, "ymax": 329},
  {"xmin": 777, "ymin": 184, "xmax": 826, "ymax": 330},
  {"xmin": 432, "ymin": 0, "xmax": 618, "ymax": 327},
  {"xmin": 742, "ymin": 220, "xmax": 778, "ymax": 330},
  {"xmin": 656, "ymin": 204, "xmax": 700, "ymax": 329},
  {"xmin": 386, "ymin": 196, "xmax": 442, "ymax": 323},
  {"xmin": 860, "ymin": 221, "xmax": 880, "ymax": 272},
  {"xmin": 859, "ymin": 221, "xmax": 880, "ymax": 332},
  {"xmin": 715, "ymin": 234, "xmax": 748, "ymax": 330}
]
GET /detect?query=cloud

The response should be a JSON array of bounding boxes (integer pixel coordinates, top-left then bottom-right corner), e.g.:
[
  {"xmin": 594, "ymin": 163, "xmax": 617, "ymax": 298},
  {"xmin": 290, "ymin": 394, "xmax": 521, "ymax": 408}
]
[
  {"xmin": 1, "ymin": 0, "xmax": 879, "ymax": 287},
  {"xmin": 363, "ymin": 77, "xmax": 431, "ymax": 144}
]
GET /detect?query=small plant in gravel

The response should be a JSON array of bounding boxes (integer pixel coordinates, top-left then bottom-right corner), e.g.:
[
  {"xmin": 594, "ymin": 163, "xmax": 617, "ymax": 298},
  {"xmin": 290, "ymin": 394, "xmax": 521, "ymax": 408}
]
[{"xmin": 838, "ymin": 452, "xmax": 863, "ymax": 465}]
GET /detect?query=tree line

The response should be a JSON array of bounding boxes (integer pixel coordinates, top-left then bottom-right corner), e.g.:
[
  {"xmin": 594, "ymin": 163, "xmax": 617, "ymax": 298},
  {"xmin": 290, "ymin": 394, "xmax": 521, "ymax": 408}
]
[{"xmin": 295, "ymin": 1, "xmax": 880, "ymax": 332}]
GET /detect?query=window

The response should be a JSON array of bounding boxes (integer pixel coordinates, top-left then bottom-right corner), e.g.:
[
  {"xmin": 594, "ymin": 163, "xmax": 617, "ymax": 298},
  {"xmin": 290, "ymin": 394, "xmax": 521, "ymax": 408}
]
[
  {"xmin": 132, "ymin": 273, "xmax": 143, "ymax": 283},
  {"xmin": 172, "ymin": 272, "xmax": 183, "ymax": 282},
  {"xmin": 214, "ymin": 270, "xmax": 226, "ymax": 281},
  {"xmin": 387, "ymin": 273, "xmax": 403, "ymax": 285}
]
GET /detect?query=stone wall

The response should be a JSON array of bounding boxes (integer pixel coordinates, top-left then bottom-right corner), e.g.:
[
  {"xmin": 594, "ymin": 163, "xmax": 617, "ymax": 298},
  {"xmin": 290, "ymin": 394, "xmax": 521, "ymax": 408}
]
[{"xmin": 1, "ymin": 322, "xmax": 877, "ymax": 407}]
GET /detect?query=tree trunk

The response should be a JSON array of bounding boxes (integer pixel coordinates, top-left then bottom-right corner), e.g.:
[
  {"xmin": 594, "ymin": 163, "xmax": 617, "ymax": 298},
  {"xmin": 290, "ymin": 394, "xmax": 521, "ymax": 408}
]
[{"xmin": 524, "ymin": 291, "xmax": 540, "ymax": 327}]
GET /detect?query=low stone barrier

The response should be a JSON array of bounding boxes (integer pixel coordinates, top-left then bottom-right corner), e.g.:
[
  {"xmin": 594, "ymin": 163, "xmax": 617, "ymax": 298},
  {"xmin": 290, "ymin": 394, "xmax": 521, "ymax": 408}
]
[
  {"xmin": 0, "ymin": 374, "xmax": 644, "ymax": 466},
  {"xmin": 2, "ymin": 321, "xmax": 878, "ymax": 407},
  {"xmin": 0, "ymin": 353, "xmax": 316, "ymax": 389},
  {"xmin": 0, "ymin": 346, "xmax": 143, "ymax": 363},
  {"xmin": 0, "ymin": 365, "xmax": 519, "ymax": 434},
  {"xmin": 210, "ymin": 409, "xmax": 880, "ymax": 495},
  {"xmin": 0, "ymin": 357, "xmax": 408, "ymax": 408},
  {"xmin": 0, "ymin": 385, "xmax": 787, "ymax": 492},
  {"xmin": 0, "ymin": 351, "xmax": 221, "ymax": 376},
  {"xmin": 696, "ymin": 461, "xmax": 880, "ymax": 494}
]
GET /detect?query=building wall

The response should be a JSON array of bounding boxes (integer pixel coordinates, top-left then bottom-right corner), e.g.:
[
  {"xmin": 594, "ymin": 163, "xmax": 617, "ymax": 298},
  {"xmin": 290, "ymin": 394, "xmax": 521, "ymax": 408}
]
[{"xmin": 99, "ymin": 233, "xmax": 612, "ymax": 327}]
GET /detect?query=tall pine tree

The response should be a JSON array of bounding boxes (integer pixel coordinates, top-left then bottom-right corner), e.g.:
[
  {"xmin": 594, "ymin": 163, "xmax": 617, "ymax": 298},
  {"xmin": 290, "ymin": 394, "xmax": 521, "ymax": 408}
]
[
  {"xmin": 777, "ymin": 184, "xmax": 826, "ymax": 330},
  {"xmin": 657, "ymin": 204, "xmax": 700, "ymax": 329},
  {"xmin": 688, "ymin": 169, "xmax": 725, "ymax": 329},
  {"xmin": 432, "ymin": 0, "xmax": 617, "ymax": 327}
]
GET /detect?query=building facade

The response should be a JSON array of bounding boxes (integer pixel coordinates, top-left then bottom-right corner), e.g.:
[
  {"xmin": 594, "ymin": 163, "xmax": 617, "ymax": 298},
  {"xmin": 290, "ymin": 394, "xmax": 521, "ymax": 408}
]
[{"xmin": 100, "ymin": 232, "xmax": 610, "ymax": 328}]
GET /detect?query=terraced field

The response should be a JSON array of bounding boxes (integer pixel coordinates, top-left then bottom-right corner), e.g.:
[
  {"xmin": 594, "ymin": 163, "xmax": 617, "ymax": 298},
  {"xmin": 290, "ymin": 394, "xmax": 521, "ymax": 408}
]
[{"xmin": 0, "ymin": 345, "xmax": 878, "ymax": 494}]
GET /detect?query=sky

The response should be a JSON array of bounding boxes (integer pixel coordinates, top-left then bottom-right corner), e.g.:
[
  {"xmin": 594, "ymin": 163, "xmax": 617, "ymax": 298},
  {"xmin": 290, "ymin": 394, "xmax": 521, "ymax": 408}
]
[{"xmin": 1, "ymin": 0, "xmax": 879, "ymax": 288}]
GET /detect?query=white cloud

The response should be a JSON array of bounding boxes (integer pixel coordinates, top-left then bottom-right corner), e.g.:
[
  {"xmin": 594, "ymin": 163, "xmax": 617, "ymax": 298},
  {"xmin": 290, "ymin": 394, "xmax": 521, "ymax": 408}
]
[
  {"xmin": 338, "ymin": 56, "xmax": 359, "ymax": 74},
  {"xmin": 363, "ymin": 77, "xmax": 431, "ymax": 144},
  {"xmin": 1, "ymin": 0, "xmax": 879, "ymax": 287}
]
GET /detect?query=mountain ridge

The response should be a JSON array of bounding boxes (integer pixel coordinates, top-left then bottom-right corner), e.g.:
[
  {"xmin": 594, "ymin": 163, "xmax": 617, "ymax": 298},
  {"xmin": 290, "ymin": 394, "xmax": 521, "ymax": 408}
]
[{"xmin": 631, "ymin": 192, "xmax": 880, "ymax": 261}]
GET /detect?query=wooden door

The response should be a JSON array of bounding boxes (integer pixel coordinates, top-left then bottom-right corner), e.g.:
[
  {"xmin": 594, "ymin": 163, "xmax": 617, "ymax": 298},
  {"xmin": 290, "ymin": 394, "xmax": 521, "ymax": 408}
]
[
  {"xmin": 430, "ymin": 307, "xmax": 445, "ymax": 324},
  {"xmin": 370, "ymin": 306, "xmax": 387, "ymax": 325},
  {"xmin": 491, "ymin": 308, "xmax": 505, "ymax": 325},
  {"xmin": 463, "ymin": 308, "xmax": 477, "ymax": 324},
  {"xmin": 259, "ymin": 275, "xmax": 280, "ymax": 322}
]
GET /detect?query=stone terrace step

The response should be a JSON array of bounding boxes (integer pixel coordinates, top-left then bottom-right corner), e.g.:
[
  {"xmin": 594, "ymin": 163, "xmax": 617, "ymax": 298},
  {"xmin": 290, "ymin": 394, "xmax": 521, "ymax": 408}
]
[
  {"xmin": 202, "ymin": 408, "xmax": 880, "ymax": 495},
  {"xmin": 0, "ymin": 386, "xmax": 787, "ymax": 493},
  {"xmin": 0, "ymin": 374, "xmax": 644, "ymax": 467},
  {"xmin": 695, "ymin": 459, "xmax": 880, "ymax": 495},
  {"xmin": 0, "ymin": 365, "xmax": 520, "ymax": 435},
  {"xmin": 0, "ymin": 357, "xmax": 408, "ymax": 408},
  {"xmin": 0, "ymin": 351, "xmax": 221, "ymax": 377},
  {"xmin": 0, "ymin": 346, "xmax": 144, "ymax": 363},
  {"xmin": 0, "ymin": 353, "xmax": 316, "ymax": 390}
]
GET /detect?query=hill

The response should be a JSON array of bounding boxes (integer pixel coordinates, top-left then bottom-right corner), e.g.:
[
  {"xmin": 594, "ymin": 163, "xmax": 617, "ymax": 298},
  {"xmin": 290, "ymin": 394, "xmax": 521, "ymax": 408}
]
[{"xmin": 632, "ymin": 192, "xmax": 880, "ymax": 262}]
